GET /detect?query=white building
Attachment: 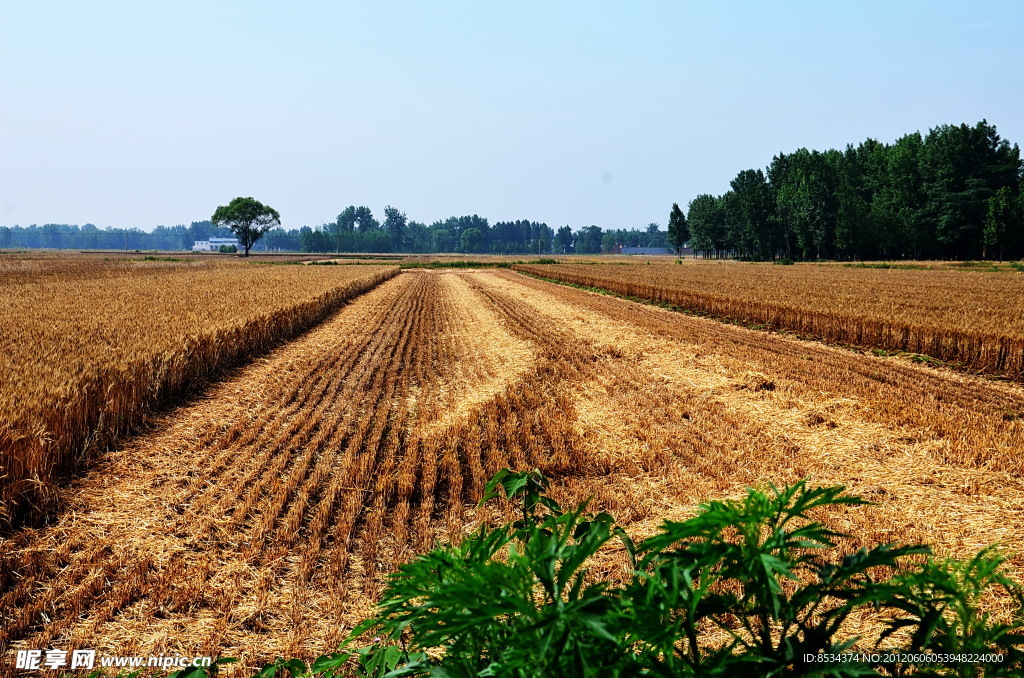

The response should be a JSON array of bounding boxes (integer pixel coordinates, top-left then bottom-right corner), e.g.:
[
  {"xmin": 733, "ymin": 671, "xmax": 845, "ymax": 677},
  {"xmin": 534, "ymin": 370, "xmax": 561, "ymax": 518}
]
[{"xmin": 192, "ymin": 237, "xmax": 241, "ymax": 252}]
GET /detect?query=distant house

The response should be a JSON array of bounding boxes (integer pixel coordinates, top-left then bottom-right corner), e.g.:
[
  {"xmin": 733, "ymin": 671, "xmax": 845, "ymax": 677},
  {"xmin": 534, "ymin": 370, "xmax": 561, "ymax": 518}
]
[{"xmin": 192, "ymin": 237, "xmax": 241, "ymax": 252}]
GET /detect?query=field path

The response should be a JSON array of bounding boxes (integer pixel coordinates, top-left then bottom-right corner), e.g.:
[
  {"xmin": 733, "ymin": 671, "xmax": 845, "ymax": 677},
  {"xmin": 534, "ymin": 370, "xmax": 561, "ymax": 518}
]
[{"xmin": 2, "ymin": 269, "xmax": 1023, "ymax": 671}]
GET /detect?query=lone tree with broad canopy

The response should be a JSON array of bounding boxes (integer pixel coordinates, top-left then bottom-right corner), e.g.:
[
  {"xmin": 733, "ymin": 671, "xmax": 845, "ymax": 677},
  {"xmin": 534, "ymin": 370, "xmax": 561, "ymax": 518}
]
[{"xmin": 211, "ymin": 197, "xmax": 281, "ymax": 257}]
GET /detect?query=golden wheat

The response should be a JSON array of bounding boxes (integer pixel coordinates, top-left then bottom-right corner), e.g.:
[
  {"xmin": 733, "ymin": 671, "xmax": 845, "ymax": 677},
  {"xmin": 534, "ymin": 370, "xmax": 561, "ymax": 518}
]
[{"xmin": 514, "ymin": 261, "xmax": 1024, "ymax": 378}]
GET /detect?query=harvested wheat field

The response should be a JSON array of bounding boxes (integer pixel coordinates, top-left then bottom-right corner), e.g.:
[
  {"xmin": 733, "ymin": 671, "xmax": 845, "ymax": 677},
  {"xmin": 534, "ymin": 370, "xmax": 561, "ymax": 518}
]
[{"xmin": 2, "ymin": 268, "xmax": 1024, "ymax": 673}]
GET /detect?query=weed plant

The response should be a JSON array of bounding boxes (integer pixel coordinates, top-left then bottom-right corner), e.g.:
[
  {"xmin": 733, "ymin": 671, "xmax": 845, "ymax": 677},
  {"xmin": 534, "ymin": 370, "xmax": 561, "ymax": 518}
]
[{"xmin": 254, "ymin": 470, "xmax": 1023, "ymax": 677}]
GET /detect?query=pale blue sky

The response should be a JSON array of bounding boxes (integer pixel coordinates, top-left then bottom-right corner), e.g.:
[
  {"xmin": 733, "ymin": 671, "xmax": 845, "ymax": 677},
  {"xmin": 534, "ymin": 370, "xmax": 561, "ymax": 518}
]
[{"xmin": 2, "ymin": 1, "xmax": 1022, "ymax": 231}]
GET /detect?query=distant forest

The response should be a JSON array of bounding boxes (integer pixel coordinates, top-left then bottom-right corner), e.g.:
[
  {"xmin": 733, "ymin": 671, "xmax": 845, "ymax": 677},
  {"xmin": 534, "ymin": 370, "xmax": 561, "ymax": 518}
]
[
  {"xmin": 0, "ymin": 213, "xmax": 667, "ymax": 256},
  {"xmin": 686, "ymin": 120, "xmax": 1024, "ymax": 261}
]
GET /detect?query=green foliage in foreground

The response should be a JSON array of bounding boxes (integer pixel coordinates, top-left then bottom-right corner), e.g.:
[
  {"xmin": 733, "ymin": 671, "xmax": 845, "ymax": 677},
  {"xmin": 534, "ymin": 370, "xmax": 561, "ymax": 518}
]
[{"xmin": 244, "ymin": 470, "xmax": 1023, "ymax": 678}]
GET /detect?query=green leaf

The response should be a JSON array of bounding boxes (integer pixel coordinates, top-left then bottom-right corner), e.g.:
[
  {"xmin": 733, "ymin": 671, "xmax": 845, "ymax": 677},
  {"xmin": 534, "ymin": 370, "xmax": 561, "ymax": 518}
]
[
  {"xmin": 167, "ymin": 669, "xmax": 209, "ymax": 678},
  {"xmin": 309, "ymin": 652, "xmax": 352, "ymax": 676},
  {"xmin": 255, "ymin": 657, "xmax": 308, "ymax": 678},
  {"xmin": 347, "ymin": 617, "xmax": 381, "ymax": 641}
]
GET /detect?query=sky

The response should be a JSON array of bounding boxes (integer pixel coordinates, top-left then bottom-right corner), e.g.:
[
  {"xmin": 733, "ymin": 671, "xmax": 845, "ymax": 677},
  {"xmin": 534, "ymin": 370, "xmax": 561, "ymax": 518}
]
[{"xmin": 2, "ymin": 1, "xmax": 1022, "ymax": 232}]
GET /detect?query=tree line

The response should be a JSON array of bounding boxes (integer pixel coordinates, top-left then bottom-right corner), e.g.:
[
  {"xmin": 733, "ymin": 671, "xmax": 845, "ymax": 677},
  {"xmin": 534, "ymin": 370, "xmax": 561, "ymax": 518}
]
[
  {"xmin": 683, "ymin": 120, "xmax": 1024, "ymax": 261},
  {"xmin": 298, "ymin": 208, "xmax": 676, "ymax": 255},
  {"xmin": 296, "ymin": 209, "xmax": 555, "ymax": 254},
  {"xmin": 2, "ymin": 210, "xmax": 672, "ymax": 255},
  {"xmin": 0, "ymin": 222, "xmax": 234, "ymax": 251}
]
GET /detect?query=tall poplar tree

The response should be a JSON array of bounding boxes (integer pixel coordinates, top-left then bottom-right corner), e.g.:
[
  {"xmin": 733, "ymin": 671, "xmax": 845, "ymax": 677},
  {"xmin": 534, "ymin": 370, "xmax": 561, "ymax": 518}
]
[
  {"xmin": 667, "ymin": 203, "xmax": 689, "ymax": 256},
  {"xmin": 383, "ymin": 205, "xmax": 407, "ymax": 252}
]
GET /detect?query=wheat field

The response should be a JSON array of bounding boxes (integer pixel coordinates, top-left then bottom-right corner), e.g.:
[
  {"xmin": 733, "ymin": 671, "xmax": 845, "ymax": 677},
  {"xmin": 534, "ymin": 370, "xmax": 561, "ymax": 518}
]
[
  {"xmin": 0, "ymin": 256, "xmax": 398, "ymax": 530},
  {"xmin": 1, "ymin": 266, "xmax": 1022, "ymax": 673},
  {"xmin": 514, "ymin": 261, "xmax": 1024, "ymax": 378}
]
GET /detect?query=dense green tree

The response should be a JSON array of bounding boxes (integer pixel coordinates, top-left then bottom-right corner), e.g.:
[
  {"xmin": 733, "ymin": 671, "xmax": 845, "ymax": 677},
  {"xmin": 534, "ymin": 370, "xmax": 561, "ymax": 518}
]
[
  {"xmin": 460, "ymin": 227, "xmax": 483, "ymax": 253},
  {"xmin": 601, "ymin": 232, "xmax": 617, "ymax": 252},
  {"xmin": 727, "ymin": 169, "xmax": 777, "ymax": 259},
  {"xmin": 687, "ymin": 193, "xmax": 727, "ymax": 257},
  {"xmin": 404, "ymin": 220, "xmax": 429, "ymax": 253},
  {"xmin": 79, "ymin": 223, "xmax": 99, "ymax": 249},
  {"xmin": 574, "ymin": 225, "xmax": 603, "ymax": 254},
  {"xmin": 767, "ymin": 153, "xmax": 799, "ymax": 258},
  {"xmin": 426, "ymin": 215, "xmax": 490, "ymax": 252},
  {"xmin": 332, "ymin": 206, "xmax": 357, "ymax": 252},
  {"xmin": 363, "ymin": 229, "xmax": 391, "ymax": 252},
  {"xmin": 667, "ymin": 203, "xmax": 688, "ymax": 256},
  {"xmin": 336, "ymin": 206, "xmax": 356, "ymax": 232},
  {"xmin": 799, "ymin": 150, "xmax": 840, "ymax": 259},
  {"xmin": 531, "ymin": 221, "xmax": 553, "ymax": 254},
  {"xmin": 873, "ymin": 132, "xmax": 928, "ymax": 258},
  {"xmin": 920, "ymin": 121, "xmax": 1021, "ymax": 258},
  {"xmin": 383, "ymin": 205, "xmax": 407, "ymax": 251},
  {"xmin": 555, "ymin": 225, "xmax": 573, "ymax": 254},
  {"xmin": 262, "ymin": 227, "xmax": 301, "ymax": 252},
  {"xmin": 430, "ymin": 226, "xmax": 455, "ymax": 252},
  {"xmin": 211, "ymin": 197, "xmax": 281, "ymax": 256},
  {"xmin": 985, "ymin": 186, "xmax": 1024, "ymax": 260},
  {"xmin": 487, "ymin": 220, "xmax": 553, "ymax": 254},
  {"xmin": 151, "ymin": 225, "xmax": 187, "ymax": 250},
  {"xmin": 42, "ymin": 223, "xmax": 64, "ymax": 249},
  {"xmin": 354, "ymin": 206, "xmax": 378, "ymax": 232},
  {"xmin": 299, "ymin": 225, "xmax": 327, "ymax": 253}
]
